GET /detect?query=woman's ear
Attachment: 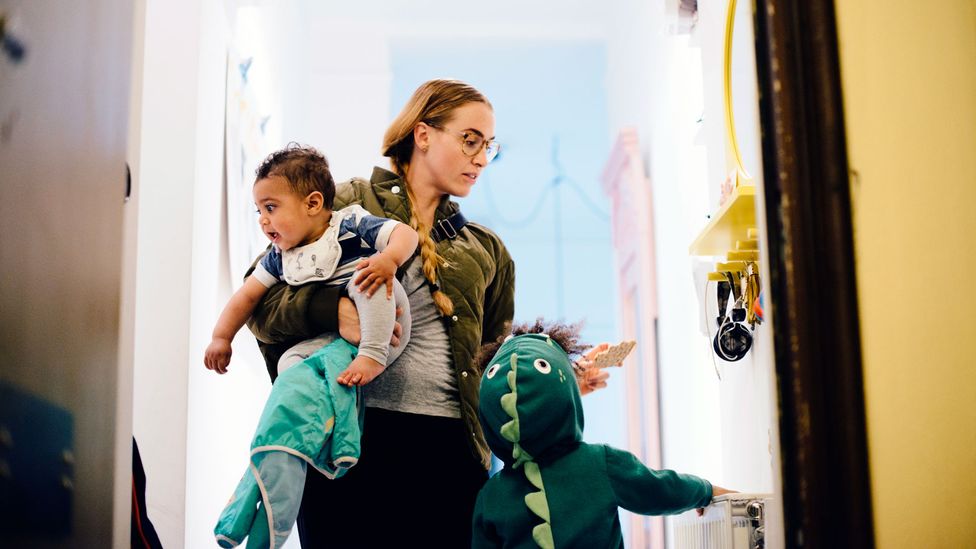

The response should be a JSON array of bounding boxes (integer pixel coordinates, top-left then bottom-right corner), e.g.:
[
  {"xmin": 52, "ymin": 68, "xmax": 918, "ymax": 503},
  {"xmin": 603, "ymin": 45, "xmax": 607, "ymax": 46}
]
[
  {"xmin": 413, "ymin": 123, "xmax": 431, "ymax": 154},
  {"xmin": 305, "ymin": 191, "xmax": 325, "ymax": 214}
]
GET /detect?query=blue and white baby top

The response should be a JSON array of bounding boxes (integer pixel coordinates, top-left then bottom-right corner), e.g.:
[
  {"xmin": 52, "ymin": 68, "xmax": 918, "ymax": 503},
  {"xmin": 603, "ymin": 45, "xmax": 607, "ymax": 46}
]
[{"xmin": 252, "ymin": 204, "xmax": 400, "ymax": 288}]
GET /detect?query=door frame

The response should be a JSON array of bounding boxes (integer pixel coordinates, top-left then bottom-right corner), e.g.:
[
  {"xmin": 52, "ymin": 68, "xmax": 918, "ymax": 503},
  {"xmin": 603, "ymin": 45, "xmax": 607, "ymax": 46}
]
[{"xmin": 753, "ymin": 1, "xmax": 875, "ymax": 546}]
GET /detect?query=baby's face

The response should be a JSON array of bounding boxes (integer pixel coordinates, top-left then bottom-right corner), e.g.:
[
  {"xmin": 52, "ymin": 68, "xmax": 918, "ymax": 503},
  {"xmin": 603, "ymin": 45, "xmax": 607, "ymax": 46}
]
[{"xmin": 253, "ymin": 176, "xmax": 318, "ymax": 251}]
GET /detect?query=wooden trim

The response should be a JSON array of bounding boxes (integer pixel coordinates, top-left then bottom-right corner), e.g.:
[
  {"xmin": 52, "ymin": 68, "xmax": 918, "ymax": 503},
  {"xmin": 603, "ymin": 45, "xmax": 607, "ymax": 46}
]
[
  {"xmin": 752, "ymin": 1, "xmax": 875, "ymax": 546},
  {"xmin": 601, "ymin": 129, "xmax": 664, "ymax": 548}
]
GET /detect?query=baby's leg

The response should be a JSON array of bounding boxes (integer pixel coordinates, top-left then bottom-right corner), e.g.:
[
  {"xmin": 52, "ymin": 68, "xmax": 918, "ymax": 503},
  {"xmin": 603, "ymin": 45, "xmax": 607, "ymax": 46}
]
[
  {"xmin": 337, "ymin": 277, "xmax": 411, "ymax": 386},
  {"xmin": 277, "ymin": 333, "xmax": 338, "ymax": 375},
  {"xmin": 382, "ymin": 278, "xmax": 411, "ymax": 364}
]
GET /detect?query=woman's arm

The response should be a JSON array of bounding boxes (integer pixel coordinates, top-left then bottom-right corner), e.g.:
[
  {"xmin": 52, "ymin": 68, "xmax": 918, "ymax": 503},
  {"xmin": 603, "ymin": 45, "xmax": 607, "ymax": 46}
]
[
  {"xmin": 481, "ymin": 246, "xmax": 516, "ymax": 345},
  {"xmin": 245, "ymin": 269, "xmax": 343, "ymax": 344}
]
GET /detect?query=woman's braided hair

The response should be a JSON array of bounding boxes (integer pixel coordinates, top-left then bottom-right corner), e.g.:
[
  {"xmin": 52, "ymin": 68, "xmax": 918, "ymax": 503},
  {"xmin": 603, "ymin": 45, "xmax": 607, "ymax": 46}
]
[{"xmin": 381, "ymin": 79, "xmax": 492, "ymax": 316}]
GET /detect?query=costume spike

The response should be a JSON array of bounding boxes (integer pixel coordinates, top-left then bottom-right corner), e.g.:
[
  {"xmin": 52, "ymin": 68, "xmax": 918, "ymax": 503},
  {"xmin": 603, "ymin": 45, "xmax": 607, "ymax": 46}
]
[
  {"xmin": 500, "ymin": 418, "xmax": 520, "ymax": 442},
  {"xmin": 525, "ymin": 492, "xmax": 550, "ymax": 523},
  {"xmin": 524, "ymin": 461, "xmax": 544, "ymax": 490},
  {"xmin": 501, "ymin": 392, "xmax": 517, "ymax": 419},
  {"xmin": 532, "ymin": 523, "xmax": 555, "ymax": 549}
]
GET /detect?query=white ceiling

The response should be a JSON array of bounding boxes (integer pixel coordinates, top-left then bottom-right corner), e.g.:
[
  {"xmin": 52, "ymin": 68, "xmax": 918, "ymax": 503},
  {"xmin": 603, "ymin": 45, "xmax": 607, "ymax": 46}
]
[{"xmin": 293, "ymin": 0, "xmax": 614, "ymax": 39}]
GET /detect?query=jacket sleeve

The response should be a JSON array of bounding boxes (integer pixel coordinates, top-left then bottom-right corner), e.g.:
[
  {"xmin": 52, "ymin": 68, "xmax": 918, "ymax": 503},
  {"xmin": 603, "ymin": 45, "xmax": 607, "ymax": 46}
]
[
  {"xmin": 481, "ymin": 241, "xmax": 515, "ymax": 346},
  {"xmin": 471, "ymin": 488, "xmax": 501, "ymax": 549},
  {"xmin": 245, "ymin": 251, "xmax": 342, "ymax": 345},
  {"xmin": 604, "ymin": 445, "xmax": 713, "ymax": 516}
]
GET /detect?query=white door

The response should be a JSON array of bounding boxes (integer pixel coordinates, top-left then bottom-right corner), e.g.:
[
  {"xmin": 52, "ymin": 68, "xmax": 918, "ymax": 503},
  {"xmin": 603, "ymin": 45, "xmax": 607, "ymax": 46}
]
[{"xmin": 0, "ymin": 0, "xmax": 134, "ymax": 546}]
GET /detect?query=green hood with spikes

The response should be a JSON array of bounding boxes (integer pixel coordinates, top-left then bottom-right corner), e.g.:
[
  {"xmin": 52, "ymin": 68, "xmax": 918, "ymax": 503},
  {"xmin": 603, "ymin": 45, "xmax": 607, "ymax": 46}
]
[
  {"xmin": 478, "ymin": 333, "xmax": 584, "ymax": 468},
  {"xmin": 473, "ymin": 333, "xmax": 716, "ymax": 549}
]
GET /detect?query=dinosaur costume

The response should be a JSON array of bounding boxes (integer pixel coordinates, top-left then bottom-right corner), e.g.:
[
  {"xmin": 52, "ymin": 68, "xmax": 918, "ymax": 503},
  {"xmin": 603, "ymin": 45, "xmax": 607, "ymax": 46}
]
[{"xmin": 474, "ymin": 333, "xmax": 713, "ymax": 548}]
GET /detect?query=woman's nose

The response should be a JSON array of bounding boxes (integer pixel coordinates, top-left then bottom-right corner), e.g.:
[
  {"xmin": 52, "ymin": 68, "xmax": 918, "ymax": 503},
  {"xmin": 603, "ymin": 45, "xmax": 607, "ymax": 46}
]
[{"xmin": 473, "ymin": 146, "xmax": 488, "ymax": 168}]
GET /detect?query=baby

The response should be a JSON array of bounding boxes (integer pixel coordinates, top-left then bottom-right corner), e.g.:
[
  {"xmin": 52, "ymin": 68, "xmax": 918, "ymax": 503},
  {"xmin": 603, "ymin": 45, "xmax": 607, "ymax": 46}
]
[{"xmin": 204, "ymin": 143, "xmax": 417, "ymax": 385}]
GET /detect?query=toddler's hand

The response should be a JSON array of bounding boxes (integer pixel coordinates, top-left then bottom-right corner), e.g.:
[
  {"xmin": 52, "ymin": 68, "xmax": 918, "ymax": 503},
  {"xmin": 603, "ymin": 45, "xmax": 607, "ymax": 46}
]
[
  {"xmin": 205, "ymin": 338, "xmax": 232, "ymax": 374},
  {"xmin": 697, "ymin": 485, "xmax": 736, "ymax": 516},
  {"xmin": 575, "ymin": 343, "xmax": 610, "ymax": 396},
  {"xmin": 354, "ymin": 253, "xmax": 398, "ymax": 298}
]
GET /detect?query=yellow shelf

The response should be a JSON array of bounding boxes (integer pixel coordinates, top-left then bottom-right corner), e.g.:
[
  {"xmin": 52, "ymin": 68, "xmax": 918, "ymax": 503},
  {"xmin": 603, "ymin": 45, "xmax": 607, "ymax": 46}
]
[{"xmin": 689, "ymin": 184, "xmax": 757, "ymax": 256}]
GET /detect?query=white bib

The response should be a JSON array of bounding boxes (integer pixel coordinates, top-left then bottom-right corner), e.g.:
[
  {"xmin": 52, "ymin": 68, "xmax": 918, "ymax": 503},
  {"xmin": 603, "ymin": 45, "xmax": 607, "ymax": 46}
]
[{"xmin": 280, "ymin": 212, "xmax": 345, "ymax": 286}]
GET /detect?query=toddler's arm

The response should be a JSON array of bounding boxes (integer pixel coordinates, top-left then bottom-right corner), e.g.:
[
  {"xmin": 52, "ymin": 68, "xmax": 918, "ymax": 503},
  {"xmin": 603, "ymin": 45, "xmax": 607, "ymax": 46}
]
[
  {"xmin": 205, "ymin": 276, "xmax": 270, "ymax": 374},
  {"xmin": 604, "ymin": 445, "xmax": 715, "ymax": 516},
  {"xmin": 353, "ymin": 223, "xmax": 419, "ymax": 298}
]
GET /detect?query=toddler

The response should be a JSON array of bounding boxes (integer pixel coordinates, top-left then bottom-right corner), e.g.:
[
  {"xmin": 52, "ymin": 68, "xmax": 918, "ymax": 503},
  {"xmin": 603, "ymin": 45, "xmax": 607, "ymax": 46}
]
[{"xmin": 473, "ymin": 320, "xmax": 732, "ymax": 548}]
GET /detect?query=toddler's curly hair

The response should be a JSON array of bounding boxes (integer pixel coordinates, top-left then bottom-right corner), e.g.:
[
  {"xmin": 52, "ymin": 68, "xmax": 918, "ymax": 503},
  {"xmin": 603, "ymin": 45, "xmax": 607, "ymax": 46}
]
[{"xmin": 475, "ymin": 319, "xmax": 589, "ymax": 373}]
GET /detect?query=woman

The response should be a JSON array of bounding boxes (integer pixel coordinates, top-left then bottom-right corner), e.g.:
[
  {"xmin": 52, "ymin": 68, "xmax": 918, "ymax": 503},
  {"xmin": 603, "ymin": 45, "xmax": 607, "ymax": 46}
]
[{"xmin": 247, "ymin": 79, "xmax": 609, "ymax": 547}]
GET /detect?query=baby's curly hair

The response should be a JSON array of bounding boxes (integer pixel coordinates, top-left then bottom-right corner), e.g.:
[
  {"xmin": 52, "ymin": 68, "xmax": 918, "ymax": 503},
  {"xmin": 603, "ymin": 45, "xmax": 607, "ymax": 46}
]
[
  {"xmin": 475, "ymin": 319, "xmax": 589, "ymax": 372},
  {"xmin": 255, "ymin": 143, "xmax": 335, "ymax": 208}
]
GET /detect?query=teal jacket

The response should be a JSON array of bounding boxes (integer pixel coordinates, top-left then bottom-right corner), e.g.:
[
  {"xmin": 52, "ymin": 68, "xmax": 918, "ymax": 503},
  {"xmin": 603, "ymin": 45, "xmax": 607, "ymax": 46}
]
[
  {"xmin": 214, "ymin": 340, "xmax": 364, "ymax": 549},
  {"xmin": 474, "ymin": 334, "xmax": 712, "ymax": 548}
]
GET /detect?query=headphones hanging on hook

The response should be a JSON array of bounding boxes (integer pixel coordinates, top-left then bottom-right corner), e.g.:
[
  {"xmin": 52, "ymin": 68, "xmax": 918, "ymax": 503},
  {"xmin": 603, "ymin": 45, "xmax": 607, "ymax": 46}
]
[{"xmin": 712, "ymin": 271, "xmax": 753, "ymax": 362}]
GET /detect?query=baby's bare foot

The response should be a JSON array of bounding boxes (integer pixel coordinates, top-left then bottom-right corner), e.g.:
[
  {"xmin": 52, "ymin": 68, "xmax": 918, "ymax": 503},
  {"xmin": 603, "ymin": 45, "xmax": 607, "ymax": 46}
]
[{"xmin": 337, "ymin": 356, "xmax": 386, "ymax": 386}]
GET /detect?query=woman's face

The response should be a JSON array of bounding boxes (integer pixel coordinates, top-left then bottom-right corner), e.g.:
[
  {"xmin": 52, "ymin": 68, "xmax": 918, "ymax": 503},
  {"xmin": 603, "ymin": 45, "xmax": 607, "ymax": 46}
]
[{"xmin": 420, "ymin": 101, "xmax": 495, "ymax": 198}]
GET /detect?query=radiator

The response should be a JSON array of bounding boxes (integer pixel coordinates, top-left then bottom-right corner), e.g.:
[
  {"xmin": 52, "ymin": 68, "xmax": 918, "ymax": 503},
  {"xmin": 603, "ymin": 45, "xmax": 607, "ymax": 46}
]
[{"xmin": 671, "ymin": 493, "xmax": 770, "ymax": 549}]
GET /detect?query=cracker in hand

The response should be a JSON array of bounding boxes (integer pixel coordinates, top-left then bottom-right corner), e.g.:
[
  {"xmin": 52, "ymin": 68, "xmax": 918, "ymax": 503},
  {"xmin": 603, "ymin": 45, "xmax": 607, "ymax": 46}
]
[{"xmin": 591, "ymin": 340, "xmax": 637, "ymax": 369}]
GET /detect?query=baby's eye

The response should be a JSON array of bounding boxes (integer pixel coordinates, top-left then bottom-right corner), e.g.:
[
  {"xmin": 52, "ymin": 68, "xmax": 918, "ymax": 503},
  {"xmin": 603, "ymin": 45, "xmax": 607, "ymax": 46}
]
[
  {"xmin": 533, "ymin": 359, "xmax": 552, "ymax": 374},
  {"xmin": 265, "ymin": 204, "xmax": 276, "ymax": 213},
  {"xmin": 486, "ymin": 363, "xmax": 502, "ymax": 379}
]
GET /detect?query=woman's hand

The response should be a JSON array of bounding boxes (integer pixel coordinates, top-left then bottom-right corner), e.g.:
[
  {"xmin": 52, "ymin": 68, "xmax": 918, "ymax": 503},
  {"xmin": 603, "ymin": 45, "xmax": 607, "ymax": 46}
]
[
  {"xmin": 575, "ymin": 343, "xmax": 611, "ymax": 396},
  {"xmin": 337, "ymin": 297, "xmax": 402, "ymax": 347}
]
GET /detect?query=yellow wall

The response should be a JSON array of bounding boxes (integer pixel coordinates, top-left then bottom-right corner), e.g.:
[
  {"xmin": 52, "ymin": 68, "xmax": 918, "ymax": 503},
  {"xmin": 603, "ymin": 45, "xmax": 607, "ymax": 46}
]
[{"xmin": 834, "ymin": 1, "xmax": 976, "ymax": 546}]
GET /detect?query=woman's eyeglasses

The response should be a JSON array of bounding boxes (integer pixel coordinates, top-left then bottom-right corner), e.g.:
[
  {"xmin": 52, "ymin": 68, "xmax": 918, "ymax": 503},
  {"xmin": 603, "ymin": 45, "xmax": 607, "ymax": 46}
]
[{"xmin": 425, "ymin": 122, "xmax": 500, "ymax": 163}]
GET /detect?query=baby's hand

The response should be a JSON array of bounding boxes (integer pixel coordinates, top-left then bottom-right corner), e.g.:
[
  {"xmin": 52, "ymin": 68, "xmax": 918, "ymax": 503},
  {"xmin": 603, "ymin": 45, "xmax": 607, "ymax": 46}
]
[
  {"xmin": 205, "ymin": 338, "xmax": 232, "ymax": 374},
  {"xmin": 354, "ymin": 253, "xmax": 398, "ymax": 298}
]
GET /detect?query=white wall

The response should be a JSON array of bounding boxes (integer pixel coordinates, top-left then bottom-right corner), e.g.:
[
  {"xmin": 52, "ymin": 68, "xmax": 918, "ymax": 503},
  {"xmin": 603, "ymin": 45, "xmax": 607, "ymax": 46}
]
[
  {"xmin": 131, "ymin": 1, "xmax": 275, "ymax": 547},
  {"xmin": 274, "ymin": 7, "xmax": 393, "ymax": 181},
  {"xmin": 132, "ymin": 0, "xmax": 203, "ymax": 543},
  {"xmin": 605, "ymin": 1, "xmax": 781, "ymax": 546},
  {"xmin": 132, "ymin": 4, "xmax": 393, "ymax": 547},
  {"xmin": 607, "ymin": 0, "xmax": 724, "ymax": 484}
]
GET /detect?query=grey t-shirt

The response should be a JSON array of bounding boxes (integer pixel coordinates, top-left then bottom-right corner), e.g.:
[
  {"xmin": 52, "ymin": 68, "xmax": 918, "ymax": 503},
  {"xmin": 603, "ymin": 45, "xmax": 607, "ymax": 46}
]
[{"xmin": 363, "ymin": 257, "xmax": 460, "ymax": 418}]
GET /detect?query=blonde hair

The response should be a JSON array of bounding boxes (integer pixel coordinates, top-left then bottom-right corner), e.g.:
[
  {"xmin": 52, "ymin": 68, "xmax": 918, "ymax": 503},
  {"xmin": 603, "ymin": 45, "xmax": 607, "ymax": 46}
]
[{"xmin": 381, "ymin": 79, "xmax": 492, "ymax": 316}]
